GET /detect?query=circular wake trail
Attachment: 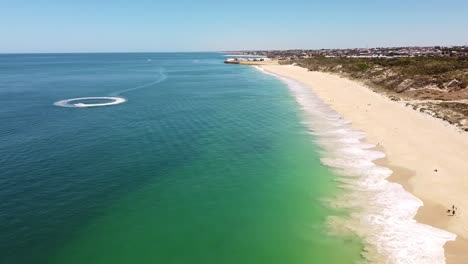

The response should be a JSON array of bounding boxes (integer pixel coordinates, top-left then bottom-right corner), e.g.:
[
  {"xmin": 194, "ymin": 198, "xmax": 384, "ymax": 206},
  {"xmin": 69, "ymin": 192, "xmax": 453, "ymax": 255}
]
[
  {"xmin": 54, "ymin": 97, "xmax": 127, "ymax": 108},
  {"xmin": 54, "ymin": 68, "xmax": 167, "ymax": 108}
]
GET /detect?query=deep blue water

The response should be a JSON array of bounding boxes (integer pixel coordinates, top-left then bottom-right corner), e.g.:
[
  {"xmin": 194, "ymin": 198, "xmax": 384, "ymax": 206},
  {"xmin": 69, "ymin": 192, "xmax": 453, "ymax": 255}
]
[{"xmin": 0, "ymin": 53, "xmax": 362, "ymax": 264}]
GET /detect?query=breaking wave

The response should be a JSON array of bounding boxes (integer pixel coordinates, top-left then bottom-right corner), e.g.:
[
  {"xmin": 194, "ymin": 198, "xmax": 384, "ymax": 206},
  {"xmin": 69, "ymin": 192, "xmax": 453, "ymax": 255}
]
[{"xmin": 255, "ymin": 66, "xmax": 456, "ymax": 264}]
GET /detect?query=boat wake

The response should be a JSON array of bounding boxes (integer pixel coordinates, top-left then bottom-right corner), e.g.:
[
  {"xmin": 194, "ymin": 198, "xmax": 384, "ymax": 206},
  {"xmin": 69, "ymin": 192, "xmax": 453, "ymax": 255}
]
[
  {"xmin": 54, "ymin": 97, "xmax": 127, "ymax": 108},
  {"xmin": 255, "ymin": 66, "xmax": 456, "ymax": 264},
  {"xmin": 54, "ymin": 68, "xmax": 167, "ymax": 108},
  {"xmin": 110, "ymin": 70, "xmax": 168, "ymax": 96}
]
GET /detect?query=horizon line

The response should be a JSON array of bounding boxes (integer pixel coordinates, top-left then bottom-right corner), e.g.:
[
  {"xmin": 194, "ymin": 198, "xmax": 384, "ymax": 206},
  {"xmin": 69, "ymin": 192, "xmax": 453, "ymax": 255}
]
[{"xmin": 1, "ymin": 43, "xmax": 468, "ymax": 55}]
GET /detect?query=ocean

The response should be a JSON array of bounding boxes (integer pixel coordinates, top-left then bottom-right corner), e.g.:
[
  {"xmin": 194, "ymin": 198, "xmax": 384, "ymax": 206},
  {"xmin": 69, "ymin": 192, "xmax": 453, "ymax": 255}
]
[{"xmin": 0, "ymin": 53, "xmax": 364, "ymax": 263}]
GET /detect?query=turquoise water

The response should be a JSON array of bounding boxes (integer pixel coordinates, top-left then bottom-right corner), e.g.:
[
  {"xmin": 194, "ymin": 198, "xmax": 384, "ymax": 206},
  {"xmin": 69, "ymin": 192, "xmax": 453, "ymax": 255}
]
[{"xmin": 0, "ymin": 53, "xmax": 363, "ymax": 263}]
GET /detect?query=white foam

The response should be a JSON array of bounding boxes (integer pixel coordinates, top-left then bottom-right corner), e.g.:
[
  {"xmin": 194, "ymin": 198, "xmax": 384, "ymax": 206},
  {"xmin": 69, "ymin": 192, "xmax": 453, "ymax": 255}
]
[
  {"xmin": 256, "ymin": 67, "xmax": 456, "ymax": 263},
  {"xmin": 54, "ymin": 97, "xmax": 127, "ymax": 108}
]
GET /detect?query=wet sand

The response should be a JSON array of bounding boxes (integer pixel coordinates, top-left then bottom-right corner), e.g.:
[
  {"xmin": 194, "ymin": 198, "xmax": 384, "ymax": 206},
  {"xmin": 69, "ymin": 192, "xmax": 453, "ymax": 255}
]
[{"xmin": 260, "ymin": 64, "xmax": 468, "ymax": 263}]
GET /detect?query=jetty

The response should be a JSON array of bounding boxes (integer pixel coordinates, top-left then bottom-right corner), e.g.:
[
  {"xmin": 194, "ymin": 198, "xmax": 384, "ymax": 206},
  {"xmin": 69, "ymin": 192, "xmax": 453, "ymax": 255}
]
[{"xmin": 224, "ymin": 57, "xmax": 276, "ymax": 65}]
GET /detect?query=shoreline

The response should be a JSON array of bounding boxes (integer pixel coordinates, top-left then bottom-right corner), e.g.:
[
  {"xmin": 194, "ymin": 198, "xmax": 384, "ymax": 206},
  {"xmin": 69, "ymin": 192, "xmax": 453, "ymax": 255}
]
[{"xmin": 257, "ymin": 64, "xmax": 468, "ymax": 263}]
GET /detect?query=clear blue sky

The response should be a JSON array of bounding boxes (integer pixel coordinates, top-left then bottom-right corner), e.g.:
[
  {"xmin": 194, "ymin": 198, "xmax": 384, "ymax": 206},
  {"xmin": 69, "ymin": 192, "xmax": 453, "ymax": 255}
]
[{"xmin": 1, "ymin": 0, "xmax": 467, "ymax": 53}]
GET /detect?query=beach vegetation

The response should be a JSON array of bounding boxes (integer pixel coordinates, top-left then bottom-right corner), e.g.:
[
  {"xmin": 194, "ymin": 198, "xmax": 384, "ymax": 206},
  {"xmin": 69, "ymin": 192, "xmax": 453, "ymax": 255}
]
[
  {"xmin": 284, "ymin": 56, "xmax": 468, "ymax": 131},
  {"xmin": 289, "ymin": 56, "xmax": 468, "ymax": 91}
]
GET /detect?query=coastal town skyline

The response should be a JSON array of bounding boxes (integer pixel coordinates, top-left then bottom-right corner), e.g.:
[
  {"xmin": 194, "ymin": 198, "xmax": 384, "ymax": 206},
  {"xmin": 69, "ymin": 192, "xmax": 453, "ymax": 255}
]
[{"xmin": 237, "ymin": 45, "xmax": 468, "ymax": 59}]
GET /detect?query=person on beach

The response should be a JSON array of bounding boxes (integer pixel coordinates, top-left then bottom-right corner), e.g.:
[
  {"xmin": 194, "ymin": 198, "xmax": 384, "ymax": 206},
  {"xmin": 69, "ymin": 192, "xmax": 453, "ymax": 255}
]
[{"xmin": 447, "ymin": 205, "xmax": 457, "ymax": 216}]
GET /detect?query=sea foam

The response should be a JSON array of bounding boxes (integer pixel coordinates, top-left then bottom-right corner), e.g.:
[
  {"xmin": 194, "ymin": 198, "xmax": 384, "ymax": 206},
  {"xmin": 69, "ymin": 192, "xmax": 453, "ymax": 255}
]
[
  {"xmin": 54, "ymin": 97, "xmax": 127, "ymax": 108},
  {"xmin": 255, "ymin": 66, "xmax": 456, "ymax": 264}
]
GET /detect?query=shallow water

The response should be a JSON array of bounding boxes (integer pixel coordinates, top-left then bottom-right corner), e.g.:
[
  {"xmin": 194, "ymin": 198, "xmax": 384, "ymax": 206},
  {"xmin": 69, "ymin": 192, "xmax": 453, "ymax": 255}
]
[
  {"xmin": 0, "ymin": 53, "xmax": 363, "ymax": 264},
  {"xmin": 258, "ymin": 67, "xmax": 456, "ymax": 264}
]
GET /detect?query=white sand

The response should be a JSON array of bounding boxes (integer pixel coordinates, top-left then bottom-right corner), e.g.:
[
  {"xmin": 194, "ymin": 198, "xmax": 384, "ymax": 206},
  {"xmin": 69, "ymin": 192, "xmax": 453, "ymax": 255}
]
[{"xmin": 260, "ymin": 64, "xmax": 468, "ymax": 263}]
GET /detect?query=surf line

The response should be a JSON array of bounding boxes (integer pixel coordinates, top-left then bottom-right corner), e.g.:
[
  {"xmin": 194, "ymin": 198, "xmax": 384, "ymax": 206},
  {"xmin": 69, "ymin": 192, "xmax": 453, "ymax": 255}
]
[
  {"xmin": 54, "ymin": 68, "xmax": 167, "ymax": 108},
  {"xmin": 254, "ymin": 66, "xmax": 456, "ymax": 264}
]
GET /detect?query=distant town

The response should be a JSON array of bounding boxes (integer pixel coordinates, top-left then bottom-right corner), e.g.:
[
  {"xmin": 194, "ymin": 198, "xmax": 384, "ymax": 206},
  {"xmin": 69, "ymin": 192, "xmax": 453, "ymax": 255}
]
[{"xmin": 234, "ymin": 46, "xmax": 468, "ymax": 60}]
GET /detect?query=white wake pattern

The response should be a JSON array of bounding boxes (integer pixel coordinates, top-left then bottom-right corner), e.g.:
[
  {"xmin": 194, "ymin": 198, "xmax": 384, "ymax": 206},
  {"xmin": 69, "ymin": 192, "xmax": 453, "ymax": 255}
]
[
  {"xmin": 256, "ymin": 66, "xmax": 456, "ymax": 264},
  {"xmin": 54, "ymin": 97, "xmax": 127, "ymax": 108},
  {"xmin": 110, "ymin": 69, "xmax": 168, "ymax": 96},
  {"xmin": 54, "ymin": 68, "xmax": 167, "ymax": 108}
]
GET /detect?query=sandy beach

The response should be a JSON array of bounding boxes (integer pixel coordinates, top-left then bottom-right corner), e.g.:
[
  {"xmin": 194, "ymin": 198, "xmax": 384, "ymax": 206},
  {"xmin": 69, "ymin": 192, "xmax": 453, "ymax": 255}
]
[{"xmin": 260, "ymin": 64, "xmax": 468, "ymax": 263}]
